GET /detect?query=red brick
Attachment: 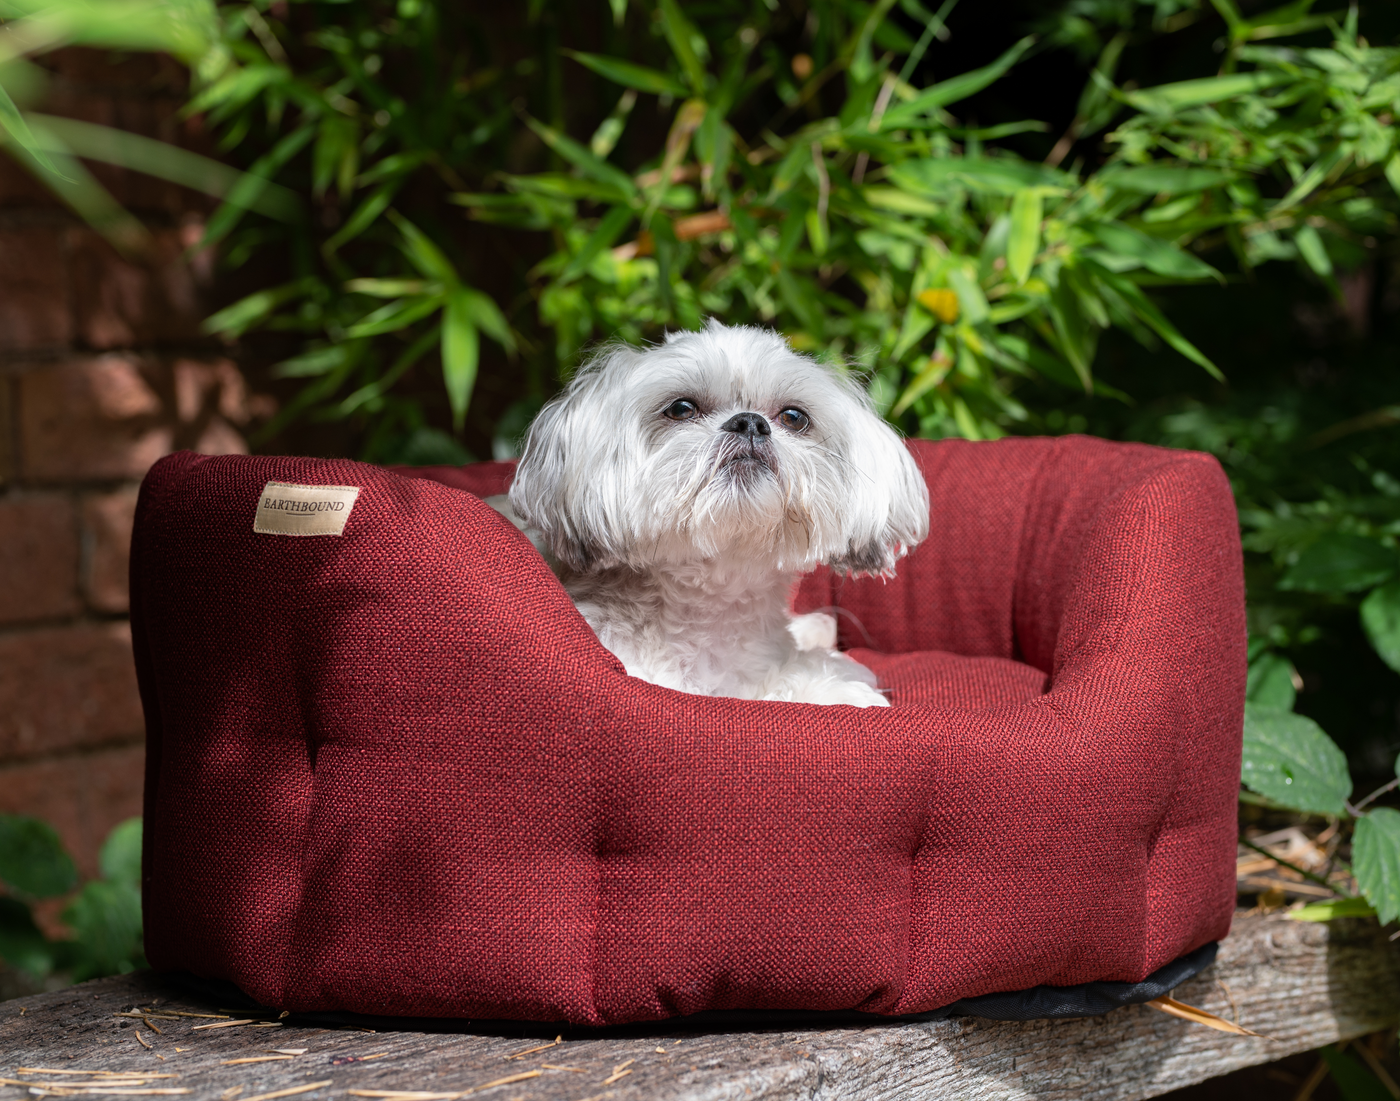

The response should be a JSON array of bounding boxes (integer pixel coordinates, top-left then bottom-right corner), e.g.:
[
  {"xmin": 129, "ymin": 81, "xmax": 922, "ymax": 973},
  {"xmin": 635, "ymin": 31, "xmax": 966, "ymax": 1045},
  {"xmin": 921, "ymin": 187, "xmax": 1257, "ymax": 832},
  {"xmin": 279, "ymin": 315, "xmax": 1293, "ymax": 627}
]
[
  {"xmin": 0, "ymin": 226, "xmax": 71, "ymax": 350},
  {"xmin": 0, "ymin": 156, "xmax": 64, "ymax": 209},
  {"xmin": 19, "ymin": 356, "xmax": 253, "ymax": 482},
  {"xmin": 18, "ymin": 356, "xmax": 171, "ymax": 482},
  {"xmin": 41, "ymin": 47, "xmax": 189, "ymax": 94},
  {"xmin": 73, "ymin": 225, "xmax": 210, "ymax": 349},
  {"xmin": 0, "ymin": 742, "xmax": 144, "ymax": 880},
  {"xmin": 81, "ymin": 487, "xmax": 139, "ymax": 614},
  {"xmin": 0, "ymin": 494, "xmax": 80, "ymax": 625},
  {"xmin": 0, "ymin": 622, "xmax": 144, "ymax": 762}
]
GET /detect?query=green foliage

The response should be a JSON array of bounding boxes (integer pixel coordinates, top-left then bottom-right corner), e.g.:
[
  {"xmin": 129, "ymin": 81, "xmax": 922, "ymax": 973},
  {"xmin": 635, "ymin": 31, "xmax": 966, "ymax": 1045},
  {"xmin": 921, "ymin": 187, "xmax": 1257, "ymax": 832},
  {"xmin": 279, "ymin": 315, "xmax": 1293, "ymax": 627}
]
[
  {"xmin": 1242, "ymin": 705, "xmax": 1352, "ymax": 816},
  {"xmin": 0, "ymin": 815, "xmax": 76, "ymax": 899},
  {"xmin": 1319, "ymin": 1045, "xmax": 1395, "ymax": 1101},
  {"xmin": 1352, "ymin": 808, "xmax": 1400, "ymax": 924},
  {"xmin": 0, "ymin": 0, "xmax": 297, "ymax": 253},
  {"xmin": 0, "ymin": 816, "xmax": 146, "ymax": 982},
  {"xmin": 15, "ymin": 0, "xmax": 1380, "ymax": 454}
]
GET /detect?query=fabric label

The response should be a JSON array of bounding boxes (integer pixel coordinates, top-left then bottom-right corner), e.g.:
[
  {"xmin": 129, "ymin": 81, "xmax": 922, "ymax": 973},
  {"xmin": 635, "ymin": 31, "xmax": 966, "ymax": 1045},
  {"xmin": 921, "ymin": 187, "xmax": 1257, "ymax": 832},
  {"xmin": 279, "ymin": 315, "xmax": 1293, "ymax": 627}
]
[{"xmin": 253, "ymin": 481, "xmax": 361, "ymax": 537}]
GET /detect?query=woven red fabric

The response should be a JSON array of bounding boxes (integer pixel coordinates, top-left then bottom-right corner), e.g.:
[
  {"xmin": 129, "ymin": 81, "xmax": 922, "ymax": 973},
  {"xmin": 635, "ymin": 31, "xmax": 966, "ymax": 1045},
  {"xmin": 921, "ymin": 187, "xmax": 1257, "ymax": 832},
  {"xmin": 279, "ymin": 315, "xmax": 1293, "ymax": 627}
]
[{"xmin": 132, "ymin": 436, "xmax": 1244, "ymax": 1024}]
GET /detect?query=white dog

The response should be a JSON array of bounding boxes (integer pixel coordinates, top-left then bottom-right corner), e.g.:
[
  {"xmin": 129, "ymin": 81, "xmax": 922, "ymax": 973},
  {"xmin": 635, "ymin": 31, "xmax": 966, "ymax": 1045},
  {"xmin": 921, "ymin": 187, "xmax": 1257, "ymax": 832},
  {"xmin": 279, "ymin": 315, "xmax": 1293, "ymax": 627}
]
[{"xmin": 499, "ymin": 320, "xmax": 929, "ymax": 707}]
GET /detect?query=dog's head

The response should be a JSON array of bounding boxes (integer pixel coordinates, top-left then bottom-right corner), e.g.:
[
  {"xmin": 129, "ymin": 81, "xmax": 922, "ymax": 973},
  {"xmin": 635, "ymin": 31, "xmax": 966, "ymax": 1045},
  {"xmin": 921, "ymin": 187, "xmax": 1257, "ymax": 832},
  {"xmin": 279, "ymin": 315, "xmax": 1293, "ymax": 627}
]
[{"xmin": 509, "ymin": 320, "xmax": 929, "ymax": 575}]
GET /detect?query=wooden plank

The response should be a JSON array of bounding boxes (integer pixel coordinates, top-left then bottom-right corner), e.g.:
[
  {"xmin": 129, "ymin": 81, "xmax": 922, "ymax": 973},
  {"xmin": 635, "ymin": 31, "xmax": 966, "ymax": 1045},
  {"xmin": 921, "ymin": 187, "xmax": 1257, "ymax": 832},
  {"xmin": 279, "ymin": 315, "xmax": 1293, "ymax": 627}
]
[{"xmin": 1, "ymin": 912, "xmax": 1396, "ymax": 1101}]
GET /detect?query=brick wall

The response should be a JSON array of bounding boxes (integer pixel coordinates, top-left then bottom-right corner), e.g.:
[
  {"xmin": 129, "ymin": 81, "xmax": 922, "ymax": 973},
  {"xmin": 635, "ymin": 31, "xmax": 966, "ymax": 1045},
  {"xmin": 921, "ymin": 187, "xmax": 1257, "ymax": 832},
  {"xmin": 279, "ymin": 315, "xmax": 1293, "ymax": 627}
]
[{"xmin": 0, "ymin": 51, "xmax": 261, "ymax": 877}]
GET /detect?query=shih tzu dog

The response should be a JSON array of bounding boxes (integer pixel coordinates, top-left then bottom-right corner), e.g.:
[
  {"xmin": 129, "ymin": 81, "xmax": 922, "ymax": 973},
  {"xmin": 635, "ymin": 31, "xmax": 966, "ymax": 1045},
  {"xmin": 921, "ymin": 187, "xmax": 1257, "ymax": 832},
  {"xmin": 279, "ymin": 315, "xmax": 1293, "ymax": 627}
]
[{"xmin": 498, "ymin": 320, "xmax": 929, "ymax": 707}]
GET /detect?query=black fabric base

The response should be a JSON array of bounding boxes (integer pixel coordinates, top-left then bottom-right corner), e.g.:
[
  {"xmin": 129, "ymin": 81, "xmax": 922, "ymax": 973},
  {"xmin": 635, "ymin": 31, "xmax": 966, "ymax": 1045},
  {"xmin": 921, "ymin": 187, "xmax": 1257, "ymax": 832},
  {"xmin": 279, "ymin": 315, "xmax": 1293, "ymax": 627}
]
[
  {"xmin": 916, "ymin": 941, "xmax": 1218, "ymax": 1021},
  {"xmin": 162, "ymin": 942, "xmax": 1217, "ymax": 1035}
]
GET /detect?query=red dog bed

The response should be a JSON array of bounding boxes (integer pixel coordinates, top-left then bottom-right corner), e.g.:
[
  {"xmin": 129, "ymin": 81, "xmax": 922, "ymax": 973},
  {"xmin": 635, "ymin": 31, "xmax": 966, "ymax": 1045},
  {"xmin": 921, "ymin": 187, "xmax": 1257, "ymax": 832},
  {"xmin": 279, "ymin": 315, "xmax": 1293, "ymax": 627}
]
[{"xmin": 131, "ymin": 436, "xmax": 1244, "ymax": 1025}]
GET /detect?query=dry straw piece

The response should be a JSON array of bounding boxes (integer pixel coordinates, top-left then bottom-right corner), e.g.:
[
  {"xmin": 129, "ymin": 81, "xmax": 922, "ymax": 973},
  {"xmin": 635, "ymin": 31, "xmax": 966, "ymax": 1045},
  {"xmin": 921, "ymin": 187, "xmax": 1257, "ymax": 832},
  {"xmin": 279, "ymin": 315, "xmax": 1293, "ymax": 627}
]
[
  {"xmin": 345, "ymin": 1069, "xmax": 543, "ymax": 1100},
  {"xmin": 503, "ymin": 1036, "xmax": 561, "ymax": 1060},
  {"xmin": 192, "ymin": 1019, "xmax": 257, "ymax": 1030},
  {"xmin": 219, "ymin": 1057, "xmax": 295, "ymax": 1066},
  {"xmin": 601, "ymin": 1058, "xmax": 635, "ymax": 1086},
  {"xmin": 1146, "ymin": 995, "xmax": 1267, "ymax": 1037},
  {"xmin": 239, "ymin": 1081, "xmax": 333, "ymax": 1101},
  {"xmin": 15, "ymin": 1072, "xmax": 179, "ymax": 1079}
]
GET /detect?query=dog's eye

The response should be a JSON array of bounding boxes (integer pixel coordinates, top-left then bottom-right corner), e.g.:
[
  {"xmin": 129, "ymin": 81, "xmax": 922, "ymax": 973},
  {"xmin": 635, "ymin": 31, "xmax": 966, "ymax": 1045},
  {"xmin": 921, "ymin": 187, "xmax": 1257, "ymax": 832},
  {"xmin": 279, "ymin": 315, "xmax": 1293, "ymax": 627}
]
[
  {"xmin": 777, "ymin": 407, "xmax": 810, "ymax": 432},
  {"xmin": 663, "ymin": 399, "xmax": 700, "ymax": 421}
]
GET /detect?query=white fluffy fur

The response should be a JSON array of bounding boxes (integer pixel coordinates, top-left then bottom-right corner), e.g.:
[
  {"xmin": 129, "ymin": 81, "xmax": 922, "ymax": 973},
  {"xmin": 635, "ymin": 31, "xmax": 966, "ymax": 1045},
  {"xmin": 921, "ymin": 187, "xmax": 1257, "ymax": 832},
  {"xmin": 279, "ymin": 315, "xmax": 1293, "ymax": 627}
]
[{"xmin": 505, "ymin": 320, "xmax": 929, "ymax": 707}]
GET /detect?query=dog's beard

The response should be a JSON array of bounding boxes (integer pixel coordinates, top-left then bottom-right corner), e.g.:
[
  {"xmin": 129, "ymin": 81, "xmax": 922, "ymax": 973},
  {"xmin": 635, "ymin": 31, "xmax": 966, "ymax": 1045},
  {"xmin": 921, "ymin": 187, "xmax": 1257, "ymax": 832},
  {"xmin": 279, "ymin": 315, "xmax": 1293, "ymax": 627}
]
[{"xmin": 643, "ymin": 431, "xmax": 819, "ymax": 568}]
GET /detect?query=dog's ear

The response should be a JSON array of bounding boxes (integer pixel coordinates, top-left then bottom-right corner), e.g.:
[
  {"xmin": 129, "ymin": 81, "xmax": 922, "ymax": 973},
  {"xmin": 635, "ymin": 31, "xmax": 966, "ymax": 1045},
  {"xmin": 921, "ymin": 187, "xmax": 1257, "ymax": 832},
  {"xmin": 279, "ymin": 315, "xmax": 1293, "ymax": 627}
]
[
  {"xmin": 822, "ymin": 400, "xmax": 930, "ymax": 578},
  {"xmin": 508, "ymin": 349, "xmax": 640, "ymax": 573}
]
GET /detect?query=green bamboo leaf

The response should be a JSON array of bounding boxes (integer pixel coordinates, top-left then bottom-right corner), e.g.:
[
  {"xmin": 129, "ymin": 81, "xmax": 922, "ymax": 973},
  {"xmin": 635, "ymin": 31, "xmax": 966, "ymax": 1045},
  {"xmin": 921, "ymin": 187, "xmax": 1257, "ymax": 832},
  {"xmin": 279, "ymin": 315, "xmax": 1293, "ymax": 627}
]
[
  {"xmin": 331, "ymin": 325, "xmax": 440, "ymax": 419},
  {"xmin": 28, "ymin": 113, "xmax": 297, "ymax": 218},
  {"xmin": 1272, "ymin": 146, "xmax": 1350, "ymax": 213},
  {"xmin": 1095, "ymin": 165, "xmax": 1230, "ymax": 193},
  {"xmin": 1085, "ymin": 263, "xmax": 1224, "ymax": 380},
  {"xmin": 890, "ymin": 352, "xmax": 951, "ymax": 416},
  {"xmin": 1090, "ymin": 222, "xmax": 1220, "ymax": 280},
  {"xmin": 1386, "ymin": 153, "xmax": 1400, "ymax": 199},
  {"xmin": 561, "ymin": 205, "xmax": 633, "ymax": 284},
  {"xmin": 864, "ymin": 186, "xmax": 941, "ymax": 217},
  {"xmin": 1294, "ymin": 224, "xmax": 1334, "ymax": 278},
  {"xmin": 272, "ymin": 344, "xmax": 356, "ymax": 379},
  {"xmin": 1289, "ymin": 897, "xmax": 1376, "ymax": 922},
  {"xmin": 881, "ymin": 36, "xmax": 1035, "ymax": 129},
  {"xmin": 457, "ymin": 287, "xmax": 515, "ymax": 352},
  {"xmin": 1354, "ymin": 808, "xmax": 1400, "ymax": 925},
  {"xmin": 1124, "ymin": 70, "xmax": 1292, "ymax": 114},
  {"xmin": 184, "ymin": 62, "xmax": 284, "ymax": 117},
  {"xmin": 1361, "ymin": 581, "xmax": 1400, "ymax": 674},
  {"xmin": 0, "ymin": 84, "xmax": 67, "ymax": 179},
  {"xmin": 590, "ymin": 88, "xmax": 637, "ymax": 158},
  {"xmin": 312, "ymin": 114, "xmax": 359, "ymax": 201},
  {"xmin": 805, "ymin": 207, "xmax": 829, "ymax": 257},
  {"xmin": 522, "ymin": 115, "xmax": 637, "ymax": 200},
  {"xmin": 323, "ymin": 181, "xmax": 399, "ymax": 254},
  {"xmin": 388, "ymin": 211, "xmax": 458, "ymax": 282},
  {"xmin": 947, "ymin": 266, "xmax": 988, "ymax": 324},
  {"xmin": 504, "ymin": 173, "xmax": 630, "ymax": 203},
  {"xmin": 1241, "ymin": 704, "xmax": 1352, "ymax": 816},
  {"xmin": 442, "ymin": 288, "xmax": 480, "ymax": 432},
  {"xmin": 1006, "ymin": 188, "xmax": 1042, "ymax": 285},
  {"xmin": 203, "ymin": 124, "xmax": 314, "ymax": 245},
  {"xmin": 201, "ymin": 278, "xmax": 316, "ymax": 337},
  {"xmin": 562, "ymin": 49, "xmax": 688, "ymax": 97},
  {"xmin": 656, "ymin": 0, "xmax": 708, "ymax": 96},
  {"xmin": 356, "ymin": 151, "xmax": 427, "ymax": 188},
  {"xmin": 891, "ymin": 156, "xmax": 1073, "ymax": 197},
  {"xmin": 345, "ymin": 278, "xmax": 433, "ymax": 298},
  {"xmin": 345, "ymin": 295, "xmax": 444, "ymax": 339}
]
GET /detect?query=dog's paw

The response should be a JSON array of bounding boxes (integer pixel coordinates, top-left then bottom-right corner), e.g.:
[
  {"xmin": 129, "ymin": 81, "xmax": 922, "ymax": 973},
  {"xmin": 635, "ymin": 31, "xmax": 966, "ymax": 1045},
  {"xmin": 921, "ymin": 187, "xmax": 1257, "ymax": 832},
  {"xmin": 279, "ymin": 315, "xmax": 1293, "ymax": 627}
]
[
  {"xmin": 764, "ymin": 673, "xmax": 891, "ymax": 708},
  {"xmin": 788, "ymin": 611, "xmax": 838, "ymax": 652},
  {"xmin": 824, "ymin": 679, "xmax": 891, "ymax": 708}
]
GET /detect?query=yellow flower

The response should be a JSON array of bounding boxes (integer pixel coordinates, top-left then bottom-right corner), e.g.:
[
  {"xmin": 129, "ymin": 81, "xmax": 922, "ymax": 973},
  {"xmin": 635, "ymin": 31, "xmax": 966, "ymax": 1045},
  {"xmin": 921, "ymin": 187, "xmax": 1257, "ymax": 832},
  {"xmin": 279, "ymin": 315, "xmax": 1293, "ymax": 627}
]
[{"xmin": 917, "ymin": 288, "xmax": 960, "ymax": 323}]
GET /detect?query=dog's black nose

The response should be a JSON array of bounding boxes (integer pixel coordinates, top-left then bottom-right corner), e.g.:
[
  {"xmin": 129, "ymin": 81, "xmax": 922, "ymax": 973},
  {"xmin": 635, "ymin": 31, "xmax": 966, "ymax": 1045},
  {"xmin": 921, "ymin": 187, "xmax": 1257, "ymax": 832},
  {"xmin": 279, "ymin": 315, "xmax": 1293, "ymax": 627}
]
[{"xmin": 720, "ymin": 412, "xmax": 771, "ymax": 438}]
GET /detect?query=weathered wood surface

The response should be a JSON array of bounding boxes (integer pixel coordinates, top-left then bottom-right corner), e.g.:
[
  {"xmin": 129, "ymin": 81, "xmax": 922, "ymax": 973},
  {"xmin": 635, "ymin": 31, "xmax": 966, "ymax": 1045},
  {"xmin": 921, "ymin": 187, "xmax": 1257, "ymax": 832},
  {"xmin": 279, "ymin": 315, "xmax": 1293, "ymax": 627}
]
[{"xmin": 1, "ymin": 912, "xmax": 1397, "ymax": 1101}]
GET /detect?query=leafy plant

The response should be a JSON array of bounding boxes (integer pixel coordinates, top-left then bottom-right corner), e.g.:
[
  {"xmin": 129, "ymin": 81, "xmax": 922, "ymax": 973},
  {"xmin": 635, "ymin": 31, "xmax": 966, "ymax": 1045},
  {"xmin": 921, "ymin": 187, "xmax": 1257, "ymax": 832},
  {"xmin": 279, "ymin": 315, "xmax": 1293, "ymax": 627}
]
[
  {"xmin": 0, "ymin": 0, "xmax": 300, "ymax": 254},
  {"xmin": 0, "ymin": 816, "xmax": 146, "ymax": 982}
]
